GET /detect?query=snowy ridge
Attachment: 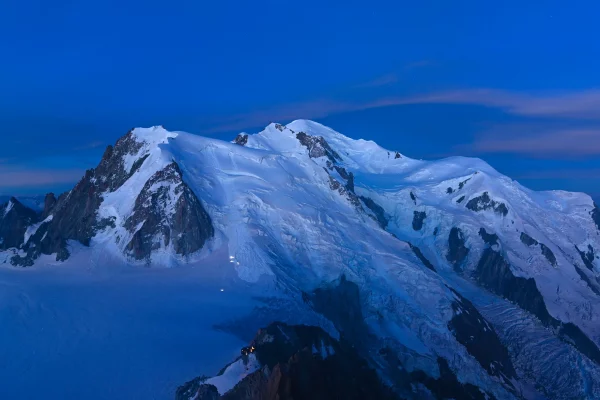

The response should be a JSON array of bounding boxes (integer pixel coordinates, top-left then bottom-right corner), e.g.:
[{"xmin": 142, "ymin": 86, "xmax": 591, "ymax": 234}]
[{"xmin": 1, "ymin": 120, "xmax": 600, "ymax": 399}]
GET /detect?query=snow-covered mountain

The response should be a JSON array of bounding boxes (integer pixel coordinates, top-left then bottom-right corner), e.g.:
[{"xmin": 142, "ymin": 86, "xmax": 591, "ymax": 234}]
[{"xmin": 1, "ymin": 120, "xmax": 599, "ymax": 399}]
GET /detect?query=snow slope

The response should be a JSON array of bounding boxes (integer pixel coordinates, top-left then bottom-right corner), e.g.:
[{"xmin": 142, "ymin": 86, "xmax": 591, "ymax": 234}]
[{"xmin": 1, "ymin": 120, "xmax": 599, "ymax": 399}]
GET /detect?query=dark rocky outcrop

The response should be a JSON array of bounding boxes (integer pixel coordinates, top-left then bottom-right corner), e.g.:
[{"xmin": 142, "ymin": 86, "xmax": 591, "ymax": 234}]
[
  {"xmin": 10, "ymin": 129, "xmax": 214, "ymax": 266},
  {"xmin": 520, "ymin": 232, "xmax": 538, "ymax": 247},
  {"xmin": 573, "ymin": 265, "xmax": 600, "ymax": 296},
  {"xmin": 41, "ymin": 193, "xmax": 57, "ymax": 219},
  {"xmin": 447, "ymin": 288, "xmax": 516, "ymax": 385},
  {"xmin": 540, "ymin": 243, "xmax": 557, "ymax": 267},
  {"xmin": 446, "ymin": 187, "xmax": 454, "ymax": 194},
  {"xmin": 456, "ymin": 195, "xmax": 465, "ymax": 204},
  {"xmin": 296, "ymin": 131, "xmax": 341, "ymax": 164},
  {"xmin": 409, "ymin": 191, "xmax": 416, "ymax": 205},
  {"xmin": 446, "ymin": 227, "xmax": 469, "ymax": 270},
  {"xmin": 177, "ymin": 381, "xmax": 219, "ymax": 400},
  {"xmin": 558, "ymin": 323, "xmax": 600, "ymax": 365},
  {"xmin": 466, "ymin": 192, "xmax": 509, "ymax": 216},
  {"xmin": 520, "ymin": 233, "xmax": 556, "ymax": 266},
  {"xmin": 474, "ymin": 248, "xmax": 600, "ymax": 365},
  {"xmin": 394, "ymin": 152, "xmax": 401, "ymax": 159},
  {"xmin": 11, "ymin": 131, "xmax": 145, "ymax": 264},
  {"xmin": 307, "ymin": 276, "xmax": 368, "ymax": 344},
  {"xmin": 0, "ymin": 198, "xmax": 38, "ymax": 250},
  {"xmin": 124, "ymin": 162, "xmax": 213, "ymax": 261},
  {"xmin": 591, "ymin": 202, "xmax": 600, "ymax": 231},
  {"xmin": 410, "ymin": 358, "xmax": 496, "ymax": 400},
  {"xmin": 408, "ymin": 243, "xmax": 436, "ymax": 272},
  {"xmin": 333, "ymin": 166, "xmax": 355, "ymax": 192},
  {"xmin": 234, "ymin": 134, "xmax": 248, "ymax": 146},
  {"xmin": 478, "ymin": 228, "xmax": 498, "ymax": 246},
  {"xmin": 411, "ymin": 211, "xmax": 426, "ymax": 231},
  {"xmin": 576, "ymin": 244, "xmax": 596, "ymax": 271},
  {"xmin": 359, "ymin": 196, "xmax": 388, "ymax": 229},
  {"xmin": 179, "ymin": 322, "xmax": 399, "ymax": 400},
  {"xmin": 458, "ymin": 177, "xmax": 471, "ymax": 190},
  {"xmin": 474, "ymin": 248, "xmax": 555, "ymax": 326}
]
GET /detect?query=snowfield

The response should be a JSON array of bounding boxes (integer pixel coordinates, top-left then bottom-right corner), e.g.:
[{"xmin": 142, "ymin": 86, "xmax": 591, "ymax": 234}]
[{"xmin": 1, "ymin": 120, "xmax": 599, "ymax": 399}]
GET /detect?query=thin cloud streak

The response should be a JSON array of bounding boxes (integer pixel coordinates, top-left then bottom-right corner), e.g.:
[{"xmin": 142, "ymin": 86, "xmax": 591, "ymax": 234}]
[
  {"xmin": 0, "ymin": 168, "xmax": 84, "ymax": 188},
  {"xmin": 469, "ymin": 128, "xmax": 600, "ymax": 157},
  {"xmin": 204, "ymin": 87, "xmax": 600, "ymax": 134},
  {"xmin": 354, "ymin": 73, "xmax": 399, "ymax": 88}
]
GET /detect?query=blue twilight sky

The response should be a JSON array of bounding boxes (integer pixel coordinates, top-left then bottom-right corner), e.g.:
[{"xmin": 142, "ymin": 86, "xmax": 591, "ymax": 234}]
[{"xmin": 1, "ymin": 0, "xmax": 599, "ymax": 200}]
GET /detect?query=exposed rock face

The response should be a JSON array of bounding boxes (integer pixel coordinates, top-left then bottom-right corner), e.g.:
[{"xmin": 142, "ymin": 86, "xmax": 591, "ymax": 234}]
[
  {"xmin": 10, "ymin": 129, "xmax": 214, "ymax": 266},
  {"xmin": 573, "ymin": 265, "xmax": 600, "ymax": 296},
  {"xmin": 41, "ymin": 193, "xmax": 57, "ymax": 219},
  {"xmin": 446, "ymin": 227, "xmax": 469, "ymax": 269},
  {"xmin": 466, "ymin": 192, "xmax": 508, "ymax": 216},
  {"xmin": 11, "ymin": 131, "xmax": 145, "ymax": 264},
  {"xmin": 592, "ymin": 202, "xmax": 600, "ymax": 231},
  {"xmin": 540, "ymin": 243, "xmax": 557, "ymax": 266},
  {"xmin": 474, "ymin": 248, "xmax": 600, "ymax": 365},
  {"xmin": 296, "ymin": 131, "xmax": 342, "ymax": 164},
  {"xmin": 307, "ymin": 276, "xmax": 368, "ymax": 344},
  {"xmin": 410, "ymin": 358, "xmax": 497, "ymax": 400},
  {"xmin": 474, "ymin": 249, "xmax": 554, "ymax": 325},
  {"xmin": 447, "ymin": 178, "xmax": 472, "ymax": 195},
  {"xmin": 576, "ymin": 244, "xmax": 596, "ymax": 271},
  {"xmin": 459, "ymin": 177, "xmax": 471, "ymax": 190},
  {"xmin": 520, "ymin": 232, "xmax": 556, "ymax": 266},
  {"xmin": 333, "ymin": 166, "xmax": 354, "ymax": 192},
  {"xmin": 0, "ymin": 198, "xmax": 38, "ymax": 250},
  {"xmin": 124, "ymin": 162, "xmax": 213, "ymax": 261},
  {"xmin": 456, "ymin": 195, "xmax": 465, "ymax": 204},
  {"xmin": 447, "ymin": 288, "xmax": 516, "ymax": 385},
  {"xmin": 234, "ymin": 134, "xmax": 248, "ymax": 146},
  {"xmin": 478, "ymin": 228, "xmax": 498, "ymax": 246},
  {"xmin": 178, "ymin": 322, "xmax": 399, "ymax": 400},
  {"xmin": 408, "ymin": 243, "xmax": 436, "ymax": 272},
  {"xmin": 394, "ymin": 152, "xmax": 401, "ymax": 159},
  {"xmin": 359, "ymin": 196, "xmax": 388, "ymax": 229},
  {"xmin": 520, "ymin": 232, "xmax": 538, "ymax": 247},
  {"xmin": 412, "ymin": 211, "xmax": 426, "ymax": 231}
]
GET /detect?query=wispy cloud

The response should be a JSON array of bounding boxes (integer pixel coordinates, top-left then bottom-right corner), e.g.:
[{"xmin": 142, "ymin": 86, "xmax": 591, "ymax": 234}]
[
  {"xmin": 354, "ymin": 73, "xmax": 398, "ymax": 88},
  {"xmin": 0, "ymin": 167, "xmax": 84, "ymax": 189},
  {"xmin": 73, "ymin": 141, "xmax": 105, "ymax": 151},
  {"xmin": 512, "ymin": 168, "xmax": 600, "ymax": 180},
  {"xmin": 400, "ymin": 88, "xmax": 600, "ymax": 119},
  {"xmin": 471, "ymin": 128, "xmax": 600, "ymax": 157}
]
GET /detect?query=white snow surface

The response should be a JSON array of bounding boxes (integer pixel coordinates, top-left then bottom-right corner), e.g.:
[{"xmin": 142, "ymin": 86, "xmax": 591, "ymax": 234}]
[
  {"xmin": 205, "ymin": 354, "xmax": 261, "ymax": 395},
  {"xmin": 1, "ymin": 120, "xmax": 600, "ymax": 399}
]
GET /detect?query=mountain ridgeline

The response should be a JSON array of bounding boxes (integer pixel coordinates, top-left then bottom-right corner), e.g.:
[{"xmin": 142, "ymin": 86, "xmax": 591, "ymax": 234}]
[{"xmin": 1, "ymin": 120, "xmax": 600, "ymax": 399}]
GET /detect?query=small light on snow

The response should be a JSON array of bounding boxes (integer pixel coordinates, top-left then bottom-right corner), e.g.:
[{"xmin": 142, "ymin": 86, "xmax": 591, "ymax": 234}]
[
  {"xmin": 237, "ymin": 261, "xmax": 240, "ymax": 265},
  {"xmin": 229, "ymin": 256, "xmax": 234, "ymax": 259},
  {"xmin": 220, "ymin": 289, "xmax": 224, "ymax": 292}
]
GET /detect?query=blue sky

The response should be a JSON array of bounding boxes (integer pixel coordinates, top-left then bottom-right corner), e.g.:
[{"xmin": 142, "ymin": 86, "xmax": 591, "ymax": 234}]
[{"xmin": 1, "ymin": 0, "xmax": 599, "ymax": 200}]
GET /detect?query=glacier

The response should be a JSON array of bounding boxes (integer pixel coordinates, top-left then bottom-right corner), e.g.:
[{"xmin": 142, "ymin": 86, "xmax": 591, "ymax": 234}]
[{"xmin": 1, "ymin": 120, "xmax": 599, "ymax": 399}]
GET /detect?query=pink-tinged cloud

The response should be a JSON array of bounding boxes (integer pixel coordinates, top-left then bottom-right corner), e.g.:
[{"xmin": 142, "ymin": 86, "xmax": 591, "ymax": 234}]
[
  {"xmin": 0, "ymin": 168, "xmax": 84, "ymax": 188},
  {"xmin": 470, "ymin": 128, "xmax": 600, "ymax": 157}
]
